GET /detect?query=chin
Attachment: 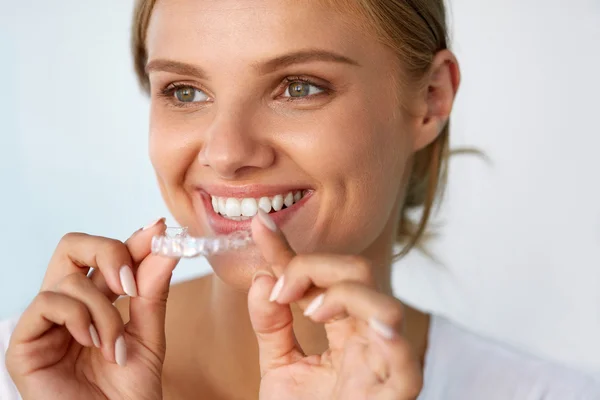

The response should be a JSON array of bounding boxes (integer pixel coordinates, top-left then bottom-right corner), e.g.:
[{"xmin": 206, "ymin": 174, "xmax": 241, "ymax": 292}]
[{"xmin": 205, "ymin": 245, "xmax": 268, "ymax": 289}]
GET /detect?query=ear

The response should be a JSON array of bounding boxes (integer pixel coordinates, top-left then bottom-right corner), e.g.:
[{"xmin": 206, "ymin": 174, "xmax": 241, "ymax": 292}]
[{"xmin": 412, "ymin": 49, "xmax": 461, "ymax": 152}]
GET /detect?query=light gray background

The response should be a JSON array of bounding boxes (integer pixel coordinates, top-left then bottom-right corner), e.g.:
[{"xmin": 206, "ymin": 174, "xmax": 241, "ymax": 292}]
[{"xmin": 1, "ymin": 0, "xmax": 599, "ymax": 377}]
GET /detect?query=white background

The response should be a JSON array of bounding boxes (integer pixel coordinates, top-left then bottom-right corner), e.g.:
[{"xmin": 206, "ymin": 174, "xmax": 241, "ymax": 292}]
[{"xmin": 1, "ymin": 0, "xmax": 599, "ymax": 377}]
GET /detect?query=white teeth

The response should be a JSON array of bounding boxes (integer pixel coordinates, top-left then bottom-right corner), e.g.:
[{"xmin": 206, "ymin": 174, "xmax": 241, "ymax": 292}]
[
  {"xmin": 271, "ymin": 194, "xmax": 284, "ymax": 211},
  {"xmin": 218, "ymin": 197, "xmax": 227, "ymax": 215},
  {"xmin": 225, "ymin": 198, "xmax": 241, "ymax": 217},
  {"xmin": 284, "ymin": 192, "xmax": 294, "ymax": 207},
  {"xmin": 258, "ymin": 197, "xmax": 272, "ymax": 213},
  {"xmin": 210, "ymin": 191, "xmax": 307, "ymax": 219},
  {"xmin": 212, "ymin": 196, "xmax": 219, "ymax": 213},
  {"xmin": 241, "ymin": 198, "xmax": 258, "ymax": 217}
]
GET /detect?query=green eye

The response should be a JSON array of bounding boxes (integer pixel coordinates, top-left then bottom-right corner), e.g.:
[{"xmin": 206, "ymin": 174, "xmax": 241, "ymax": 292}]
[
  {"xmin": 174, "ymin": 86, "xmax": 208, "ymax": 103},
  {"xmin": 284, "ymin": 81, "xmax": 323, "ymax": 98},
  {"xmin": 288, "ymin": 82, "xmax": 310, "ymax": 97}
]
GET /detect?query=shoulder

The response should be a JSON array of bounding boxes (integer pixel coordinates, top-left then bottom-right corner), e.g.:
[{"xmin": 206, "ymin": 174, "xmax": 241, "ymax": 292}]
[
  {"xmin": 0, "ymin": 317, "xmax": 22, "ymax": 400},
  {"xmin": 419, "ymin": 316, "xmax": 600, "ymax": 400}
]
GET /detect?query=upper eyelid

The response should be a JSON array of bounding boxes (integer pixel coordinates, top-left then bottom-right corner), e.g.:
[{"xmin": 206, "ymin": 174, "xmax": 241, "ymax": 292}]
[{"xmin": 157, "ymin": 77, "xmax": 329, "ymax": 102}]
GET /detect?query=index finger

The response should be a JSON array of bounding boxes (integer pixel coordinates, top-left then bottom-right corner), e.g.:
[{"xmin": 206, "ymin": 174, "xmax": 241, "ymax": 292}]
[
  {"xmin": 251, "ymin": 210, "xmax": 296, "ymax": 277},
  {"xmin": 89, "ymin": 219, "xmax": 167, "ymax": 300}
]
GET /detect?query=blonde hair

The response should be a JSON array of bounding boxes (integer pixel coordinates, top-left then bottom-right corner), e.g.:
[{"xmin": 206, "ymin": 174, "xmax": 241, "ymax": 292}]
[{"xmin": 131, "ymin": 0, "xmax": 452, "ymax": 258}]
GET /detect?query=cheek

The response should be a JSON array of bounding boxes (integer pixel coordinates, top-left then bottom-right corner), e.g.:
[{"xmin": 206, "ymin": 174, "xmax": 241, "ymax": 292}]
[
  {"xmin": 148, "ymin": 104, "xmax": 199, "ymax": 187},
  {"xmin": 283, "ymin": 98, "xmax": 412, "ymax": 252}
]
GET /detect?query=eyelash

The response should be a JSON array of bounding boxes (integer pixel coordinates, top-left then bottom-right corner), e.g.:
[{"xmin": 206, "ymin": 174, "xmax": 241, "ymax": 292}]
[
  {"xmin": 158, "ymin": 82, "xmax": 207, "ymax": 108},
  {"xmin": 157, "ymin": 77, "xmax": 330, "ymax": 108}
]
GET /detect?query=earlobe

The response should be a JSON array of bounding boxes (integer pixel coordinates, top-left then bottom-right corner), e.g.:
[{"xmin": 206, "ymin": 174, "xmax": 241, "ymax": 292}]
[{"xmin": 412, "ymin": 50, "xmax": 460, "ymax": 152}]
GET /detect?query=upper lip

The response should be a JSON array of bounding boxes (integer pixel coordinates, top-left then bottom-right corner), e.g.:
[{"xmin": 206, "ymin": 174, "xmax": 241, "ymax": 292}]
[{"xmin": 196, "ymin": 184, "xmax": 311, "ymax": 198}]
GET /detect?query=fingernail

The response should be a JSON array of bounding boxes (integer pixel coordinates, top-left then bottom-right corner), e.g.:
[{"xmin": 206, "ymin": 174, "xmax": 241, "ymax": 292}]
[
  {"xmin": 252, "ymin": 270, "xmax": 274, "ymax": 284},
  {"xmin": 119, "ymin": 265, "xmax": 138, "ymax": 297},
  {"xmin": 115, "ymin": 335, "xmax": 127, "ymax": 367},
  {"xmin": 304, "ymin": 293, "xmax": 325, "ymax": 317},
  {"xmin": 89, "ymin": 324, "xmax": 101, "ymax": 348},
  {"xmin": 257, "ymin": 209, "xmax": 277, "ymax": 232},
  {"xmin": 269, "ymin": 275, "xmax": 285, "ymax": 302},
  {"xmin": 142, "ymin": 217, "xmax": 165, "ymax": 231},
  {"xmin": 368, "ymin": 317, "xmax": 395, "ymax": 340}
]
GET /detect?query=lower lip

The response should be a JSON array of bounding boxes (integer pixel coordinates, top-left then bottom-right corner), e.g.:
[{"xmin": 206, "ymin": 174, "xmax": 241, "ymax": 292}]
[{"xmin": 197, "ymin": 192, "xmax": 312, "ymax": 235}]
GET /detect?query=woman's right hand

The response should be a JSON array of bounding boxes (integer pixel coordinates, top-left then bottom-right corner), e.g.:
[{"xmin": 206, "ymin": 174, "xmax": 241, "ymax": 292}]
[{"xmin": 5, "ymin": 218, "xmax": 179, "ymax": 400}]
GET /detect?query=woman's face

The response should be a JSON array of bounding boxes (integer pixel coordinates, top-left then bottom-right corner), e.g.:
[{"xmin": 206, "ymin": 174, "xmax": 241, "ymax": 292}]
[{"xmin": 145, "ymin": 0, "xmax": 421, "ymax": 282}]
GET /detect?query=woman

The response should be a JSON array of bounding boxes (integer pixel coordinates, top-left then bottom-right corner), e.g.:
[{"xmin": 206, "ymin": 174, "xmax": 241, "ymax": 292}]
[{"xmin": 2, "ymin": 0, "xmax": 600, "ymax": 399}]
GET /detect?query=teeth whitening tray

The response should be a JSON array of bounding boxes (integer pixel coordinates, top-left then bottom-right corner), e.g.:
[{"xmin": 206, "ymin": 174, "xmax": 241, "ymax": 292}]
[{"xmin": 151, "ymin": 227, "xmax": 253, "ymax": 258}]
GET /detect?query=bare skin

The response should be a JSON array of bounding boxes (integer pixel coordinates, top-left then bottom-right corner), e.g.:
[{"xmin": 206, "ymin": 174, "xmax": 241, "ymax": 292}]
[
  {"xmin": 6, "ymin": 0, "xmax": 458, "ymax": 399},
  {"xmin": 115, "ymin": 275, "xmax": 430, "ymax": 399}
]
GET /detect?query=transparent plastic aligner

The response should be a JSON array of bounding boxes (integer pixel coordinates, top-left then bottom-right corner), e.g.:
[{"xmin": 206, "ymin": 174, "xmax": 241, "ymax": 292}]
[{"xmin": 151, "ymin": 227, "xmax": 253, "ymax": 258}]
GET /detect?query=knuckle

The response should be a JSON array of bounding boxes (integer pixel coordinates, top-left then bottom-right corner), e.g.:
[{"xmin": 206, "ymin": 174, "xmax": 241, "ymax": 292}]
[
  {"xmin": 329, "ymin": 281, "xmax": 359, "ymax": 298},
  {"xmin": 285, "ymin": 255, "xmax": 308, "ymax": 280},
  {"xmin": 383, "ymin": 302, "xmax": 404, "ymax": 324},
  {"xmin": 100, "ymin": 238, "xmax": 126, "ymax": 255},
  {"xmin": 57, "ymin": 232, "xmax": 86, "ymax": 248},
  {"xmin": 34, "ymin": 290, "xmax": 56, "ymax": 306},
  {"xmin": 345, "ymin": 255, "xmax": 373, "ymax": 283},
  {"xmin": 56, "ymin": 272, "xmax": 87, "ymax": 292}
]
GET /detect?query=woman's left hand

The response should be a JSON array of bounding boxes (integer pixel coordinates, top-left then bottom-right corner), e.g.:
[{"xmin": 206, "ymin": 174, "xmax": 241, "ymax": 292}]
[{"xmin": 248, "ymin": 211, "xmax": 423, "ymax": 400}]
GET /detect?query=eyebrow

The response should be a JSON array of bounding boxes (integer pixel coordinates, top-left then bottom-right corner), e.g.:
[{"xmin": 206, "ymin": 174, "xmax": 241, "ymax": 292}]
[
  {"xmin": 145, "ymin": 49, "xmax": 360, "ymax": 78},
  {"xmin": 253, "ymin": 49, "xmax": 361, "ymax": 74},
  {"xmin": 145, "ymin": 59, "xmax": 209, "ymax": 79}
]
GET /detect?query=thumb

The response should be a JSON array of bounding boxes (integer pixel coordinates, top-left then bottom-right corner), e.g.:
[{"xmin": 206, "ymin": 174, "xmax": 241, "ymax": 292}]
[
  {"xmin": 248, "ymin": 271, "xmax": 304, "ymax": 377},
  {"xmin": 126, "ymin": 243, "xmax": 179, "ymax": 358}
]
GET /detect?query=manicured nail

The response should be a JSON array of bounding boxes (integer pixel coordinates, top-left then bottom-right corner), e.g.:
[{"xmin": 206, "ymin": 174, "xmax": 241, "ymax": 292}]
[
  {"xmin": 303, "ymin": 293, "xmax": 325, "ymax": 317},
  {"xmin": 252, "ymin": 270, "xmax": 274, "ymax": 284},
  {"xmin": 119, "ymin": 265, "xmax": 138, "ymax": 297},
  {"xmin": 115, "ymin": 335, "xmax": 127, "ymax": 367},
  {"xmin": 89, "ymin": 324, "xmax": 101, "ymax": 348},
  {"xmin": 368, "ymin": 317, "xmax": 395, "ymax": 340},
  {"xmin": 269, "ymin": 275, "xmax": 285, "ymax": 302},
  {"xmin": 257, "ymin": 209, "xmax": 277, "ymax": 232},
  {"xmin": 142, "ymin": 217, "xmax": 165, "ymax": 231}
]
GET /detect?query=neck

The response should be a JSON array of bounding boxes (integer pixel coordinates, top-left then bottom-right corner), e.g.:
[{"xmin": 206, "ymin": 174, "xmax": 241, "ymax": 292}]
[{"xmin": 169, "ymin": 216, "xmax": 399, "ymax": 398}]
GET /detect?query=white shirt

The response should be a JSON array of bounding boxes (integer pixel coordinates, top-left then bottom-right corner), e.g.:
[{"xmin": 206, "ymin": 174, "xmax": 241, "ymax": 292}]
[
  {"xmin": 1, "ymin": 315, "xmax": 599, "ymax": 399},
  {"xmin": 0, "ymin": 318, "xmax": 19, "ymax": 400}
]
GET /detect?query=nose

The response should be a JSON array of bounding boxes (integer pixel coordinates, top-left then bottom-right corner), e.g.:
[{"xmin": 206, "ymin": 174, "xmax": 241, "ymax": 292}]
[{"xmin": 197, "ymin": 108, "xmax": 275, "ymax": 179}]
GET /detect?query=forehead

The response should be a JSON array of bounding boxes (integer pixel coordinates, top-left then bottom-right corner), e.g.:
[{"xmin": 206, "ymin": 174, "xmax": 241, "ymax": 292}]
[{"xmin": 146, "ymin": 0, "xmax": 375, "ymax": 63}]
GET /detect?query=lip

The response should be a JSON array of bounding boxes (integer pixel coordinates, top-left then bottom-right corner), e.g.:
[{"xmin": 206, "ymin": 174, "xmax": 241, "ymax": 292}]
[
  {"xmin": 195, "ymin": 186, "xmax": 313, "ymax": 235},
  {"xmin": 197, "ymin": 184, "xmax": 310, "ymax": 199}
]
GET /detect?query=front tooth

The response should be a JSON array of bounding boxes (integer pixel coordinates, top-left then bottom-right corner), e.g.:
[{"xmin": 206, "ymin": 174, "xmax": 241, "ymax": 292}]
[
  {"xmin": 218, "ymin": 197, "xmax": 227, "ymax": 215},
  {"xmin": 272, "ymin": 194, "xmax": 283, "ymax": 211},
  {"xmin": 293, "ymin": 191, "xmax": 301, "ymax": 202},
  {"xmin": 241, "ymin": 198, "xmax": 258, "ymax": 217},
  {"xmin": 212, "ymin": 196, "xmax": 219, "ymax": 213},
  {"xmin": 284, "ymin": 192, "xmax": 294, "ymax": 207},
  {"xmin": 225, "ymin": 198, "xmax": 241, "ymax": 217},
  {"xmin": 258, "ymin": 197, "xmax": 272, "ymax": 213}
]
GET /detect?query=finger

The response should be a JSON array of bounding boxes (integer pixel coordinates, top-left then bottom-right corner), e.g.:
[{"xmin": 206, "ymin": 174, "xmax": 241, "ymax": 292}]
[
  {"xmin": 54, "ymin": 273, "xmax": 126, "ymax": 365},
  {"xmin": 42, "ymin": 233, "xmax": 135, "ymax": 299},
  {"xmin": 268, "ymin": 254, "xmax": 375, "ymax": 305},
  {"xmin": 251, "ymin": 210, "xmax": 295, "ymax": 276},
  {"xmin": 125, "ymin": 248, "xmax": 179, "ymax": 357},
  {"xmin": 10, "ymin": 291, "xmax": 95, "ymax": 349},
  {"xmin": 303, "ymin": 282, "xmax": 404, "ymax": 336},
  {"xmin": 248, "ymin": 270, "xmax": 304, "ymax": 377},
  {"xmin": 89, "ymin": 218, "xmax": 166, "ymax": 300}
]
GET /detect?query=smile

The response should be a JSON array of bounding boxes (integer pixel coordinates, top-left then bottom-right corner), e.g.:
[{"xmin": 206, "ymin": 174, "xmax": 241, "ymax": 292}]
[{"xmin": 210, "ymin": 190, "xmax": 309, "ymax": 220}]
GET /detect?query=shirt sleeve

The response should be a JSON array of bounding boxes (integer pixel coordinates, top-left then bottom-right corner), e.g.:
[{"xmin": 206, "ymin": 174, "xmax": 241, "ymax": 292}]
[
  {"xmin": 0, "ymin": 317, "xmax": 21, "ymax": 400},
  {"xmin": 418, "ymin": 316, "xmax": 600, "ymax": 400}
]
